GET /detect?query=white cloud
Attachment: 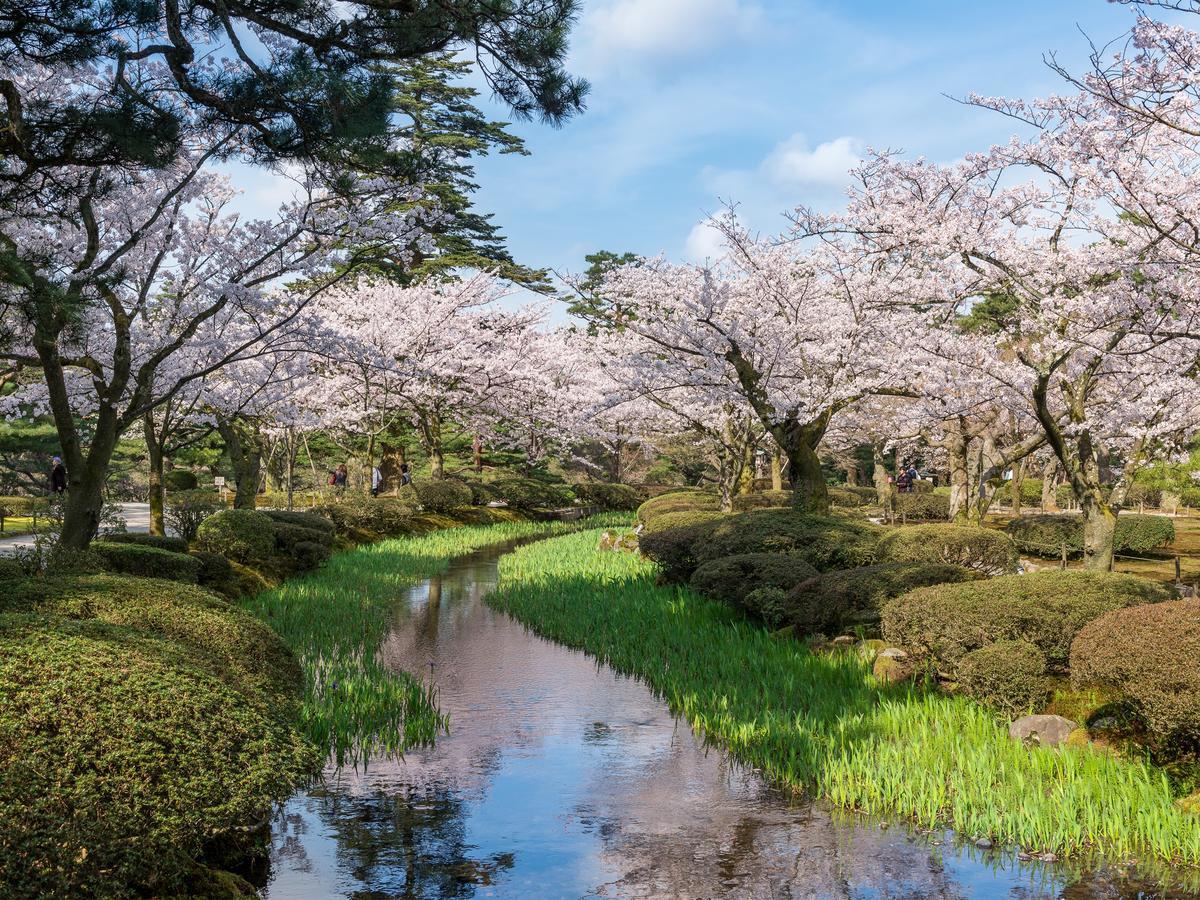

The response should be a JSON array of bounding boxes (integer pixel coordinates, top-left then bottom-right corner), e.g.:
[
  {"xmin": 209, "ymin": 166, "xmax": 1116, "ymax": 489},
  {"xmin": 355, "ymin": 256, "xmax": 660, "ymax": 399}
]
[
  {"xmin": 575, "ymin": 0, "xmax": 763, "ymax": 76},
  {"xmin": 683, "ymin": 219, "xmax": 727, "ymax": 263},
  {"xmin": 761, "ymin": 134, "xmax": 864, "ymax": 186}
]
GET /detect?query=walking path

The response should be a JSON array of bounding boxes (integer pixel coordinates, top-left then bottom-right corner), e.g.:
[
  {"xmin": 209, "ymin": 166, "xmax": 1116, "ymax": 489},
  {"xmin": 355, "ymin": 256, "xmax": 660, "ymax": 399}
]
[{"xmin": 0, "ymin": 502, "xmax": 152, "ymax": 556}]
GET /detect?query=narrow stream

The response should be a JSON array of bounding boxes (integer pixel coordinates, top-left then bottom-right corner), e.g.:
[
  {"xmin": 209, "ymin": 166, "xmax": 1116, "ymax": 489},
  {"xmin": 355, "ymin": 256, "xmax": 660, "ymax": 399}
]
[{"xmin": 264, "ymin": 540, "xmax": 1188, "ymax": 899}]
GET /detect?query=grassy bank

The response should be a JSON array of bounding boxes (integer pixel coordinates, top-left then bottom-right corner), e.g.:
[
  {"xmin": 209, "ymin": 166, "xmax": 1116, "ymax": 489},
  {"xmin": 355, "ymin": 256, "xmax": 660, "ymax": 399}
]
[
  {"xmin": 243, "ymin": 514, "xmax": 622, "ymax": 768},
  {"xmin": 487, "ymin": 529, "xmax": 1200, "ymax": 869}
]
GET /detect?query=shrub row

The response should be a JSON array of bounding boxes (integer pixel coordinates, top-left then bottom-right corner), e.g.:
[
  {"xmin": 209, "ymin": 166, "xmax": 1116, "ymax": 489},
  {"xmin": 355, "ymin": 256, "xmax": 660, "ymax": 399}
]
[
  {"xmin": 877, "ymin": 524, "xmax": 1018, "ymax": 576},
  {"xmin": 1006, "ymin": 513, "xmax": 1176, "ymax": 558},
  {"xmin": 90, "ymin": 541, "xmax": 203, "ymax": 584}
]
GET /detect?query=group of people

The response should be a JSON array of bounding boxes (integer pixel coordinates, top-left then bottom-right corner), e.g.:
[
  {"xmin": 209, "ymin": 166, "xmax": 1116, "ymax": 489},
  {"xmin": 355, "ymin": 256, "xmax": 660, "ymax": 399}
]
[
  {"xmin": 328, "ymin": 462, "xmax": 412, "ymax": 498},
  {"xmin": 894, "ymin": 463, "xmax": 921, "ymax": 494}
]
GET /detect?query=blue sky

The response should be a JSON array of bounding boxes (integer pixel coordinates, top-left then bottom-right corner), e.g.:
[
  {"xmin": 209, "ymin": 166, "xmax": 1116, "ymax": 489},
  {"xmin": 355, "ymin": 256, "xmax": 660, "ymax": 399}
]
[
  {"xmin": 225, "ymin": 1, "xmax": 1163, "ymax": 300},
  {"xmin": 465, "ymin": 0, "xmax": 1156, "ymax": 280}
]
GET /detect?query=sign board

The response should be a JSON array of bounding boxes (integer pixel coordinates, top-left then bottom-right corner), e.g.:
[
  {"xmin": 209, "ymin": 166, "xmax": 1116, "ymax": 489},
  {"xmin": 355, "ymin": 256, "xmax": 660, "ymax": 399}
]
[{"xmin": 214, "ymin": 476, "xmax": 226, "ymax": 487}]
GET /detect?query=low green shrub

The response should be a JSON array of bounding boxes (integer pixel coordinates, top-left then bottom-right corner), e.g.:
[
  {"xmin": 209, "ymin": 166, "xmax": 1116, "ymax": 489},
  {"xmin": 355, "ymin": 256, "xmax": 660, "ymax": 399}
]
[
  {"xmin": 636, "ymin": 490, "xmax": 718, "ymax": 525},
  {"xmin": 639, "ymin": 508, "xmax": 725, "ymax": 535},
  {"xmin": 0, "ymin": 574, "xmax": 302, "ymax": 704},
  {"xmin": 164, "ymin": 489, "xmax": 221, "ymax": 542},
  {"xmin": 883, "ymin": 570, "xmax": 1172, "ymax": 671},
  {"xmin": 741, "ymin": 586, "xmax": 791, "ymax": 629},
  {"xmin": 689, "ymin": 553, "xmax": 818, "ymax": 616},
  {"xmin": 570, "ymin": 482, "xmax": 643, "ymax": 511},
  {"xmin": 315, "ymin": 496, "xmax": 416, "ymax": 537},
  {"xmin": 697, "ymin": 509, "xmax": 882, "ymax": 572},
  {"xmin": 261, "ymin": 509, "xmax": 335, "ymax": 535},
  {"xmin": 828, "ymin": 487, "xmax": 870, "ymax": 509},
  {"xmin": 1071, "ymin": 600, "xmax": 1200, "ymax": 743},
  {"xmin": 0, "ymin": 615, "xmax": 315, "ymax": 899},
  {"xmin": 1015, "ymin": 478, "xmax": 1044, "ymax": 506},
  {"xmin": 957, "ymin": 640, "xmax": 1048, "ymax": 717},
  {"xmin": 896, "ymin": 491, "xmax": 950, "ymax": 521},
  {"xmin": 877, "ymin": 524, "xmax": 1018, "ymax": 576},
  {"xmin": 732, "ymin": 490, "xmax": 793, "ymax": 511},
  {"xmin": 785, "ymin": 562, "xmax": 974, "ymax": 636},
  {"xmin": 413, "ymin": 479, "xmax": 473, "ymax": 512},
  {"xmin": 163, "ymin": 469, "xmax": 198, "ymax": 491},
  {"xmin": 90, "ymin": 541, "xmax": 202, "ymax": 584},
  {"xmin": 0, "ymin": 559, "xmax": 23, "ymax": 580},
  {"xmin": 189, "ymin": 550, "xmax": 234, "ymax": 591},
  {"xmin": 272, "ymin": 522, "xmax": 334, "ymax": 554},
  {"xmin": 194, "ymin": 509, "xmax": 276, "ymax": 564},
  {"xmin": 1006, "ymin": 513, "xmax": 1176, "ymax": 558},
  {"xmin": 487, "ymin": 477, "xmax": 573, "ymax": 510},
  {"xmin": 102, "ymin": 531, "xmax": 189, "ymax": 554},
  {"xmin": 293, "ymin": 540, "xmax": 332, "ymax": 572},
  {"xmin": 638, "ymin": 518, "xmax": 724, "ymax": 583}
]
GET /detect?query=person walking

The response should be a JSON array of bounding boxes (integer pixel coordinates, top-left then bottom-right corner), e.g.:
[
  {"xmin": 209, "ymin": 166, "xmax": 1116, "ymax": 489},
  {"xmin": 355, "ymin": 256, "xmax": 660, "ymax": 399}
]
[
  {"xmin": 399, "ymin": 463, "xmax": 412, "ymax": 487},
  {"xmin": 371, "ymin": 465, "xmax": 383, "ymax": 497},
  {"xmin": 334, "ymin": 464, "xmax": 348, "ymax": 496},
  {"xmin": 50, "ymin": 456, "xmax": 67, "ymax": 495}
]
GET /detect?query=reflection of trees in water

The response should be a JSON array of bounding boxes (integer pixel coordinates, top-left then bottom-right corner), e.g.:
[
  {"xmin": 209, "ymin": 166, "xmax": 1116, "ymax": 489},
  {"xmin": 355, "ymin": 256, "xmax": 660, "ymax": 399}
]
[{"xmin": 313, "ymin": 782, "xmax": 514, "ymax": 900}]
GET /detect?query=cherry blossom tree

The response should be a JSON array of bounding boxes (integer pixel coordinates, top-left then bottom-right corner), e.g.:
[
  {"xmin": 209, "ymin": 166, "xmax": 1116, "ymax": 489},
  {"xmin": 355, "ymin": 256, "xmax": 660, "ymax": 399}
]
[
  {"xmin": 599, "ymin": 215, "xmax": 924, "ymax": 513},
  {"xmin": 0, "ymin": 150, "xmax": 428, "ymax": 547}
]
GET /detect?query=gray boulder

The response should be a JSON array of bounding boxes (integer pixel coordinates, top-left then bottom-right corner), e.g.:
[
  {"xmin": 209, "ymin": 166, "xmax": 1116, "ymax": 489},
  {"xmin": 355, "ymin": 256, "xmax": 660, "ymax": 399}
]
[{"xmin": 1008, "ymin": 714, "xmax": 1077, "ymax": 747}]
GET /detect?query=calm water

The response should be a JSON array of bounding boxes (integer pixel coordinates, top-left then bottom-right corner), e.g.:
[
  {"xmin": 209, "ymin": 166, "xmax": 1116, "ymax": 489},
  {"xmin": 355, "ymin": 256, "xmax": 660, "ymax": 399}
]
[{"xmin": 263, "ymin": 542, "xmax": 1197, "ymax": 899}]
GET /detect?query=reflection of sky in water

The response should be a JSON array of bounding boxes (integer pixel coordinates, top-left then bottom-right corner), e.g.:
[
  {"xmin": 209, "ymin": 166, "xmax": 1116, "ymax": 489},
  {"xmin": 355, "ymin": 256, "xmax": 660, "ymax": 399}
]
[{"xmin": 264, "ymin": 543, "xmax": 1187, "ymax": 899}]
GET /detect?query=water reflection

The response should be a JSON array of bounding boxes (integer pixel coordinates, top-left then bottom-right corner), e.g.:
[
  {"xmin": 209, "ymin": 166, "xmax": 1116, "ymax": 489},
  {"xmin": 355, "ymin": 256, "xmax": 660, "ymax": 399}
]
[{"xmin": 265, "ymin": 542, "xmax": 1194, "ymax": 899}]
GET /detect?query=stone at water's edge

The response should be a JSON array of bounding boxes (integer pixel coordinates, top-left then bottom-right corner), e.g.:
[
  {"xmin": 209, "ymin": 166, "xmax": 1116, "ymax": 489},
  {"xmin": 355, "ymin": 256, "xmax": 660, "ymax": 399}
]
[
  {"xmin": 873, "ymin": 654, "xmax": 914, "ymax": 684},
  {"xmin": 1009, "ymin": 714, "xmax": 1077, "ymax": 747}
]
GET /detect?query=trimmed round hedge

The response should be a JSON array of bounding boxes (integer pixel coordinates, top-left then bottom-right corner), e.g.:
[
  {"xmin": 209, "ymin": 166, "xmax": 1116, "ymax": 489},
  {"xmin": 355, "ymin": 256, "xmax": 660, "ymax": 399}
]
[
  {"xmin": 90, "ymin": 541, "xmax": 203, "ymax": 584},
  {"xmin": 883, "ymin": 570, "xmax": 1173, "ymax": 671},
  {"xmin": 896, "ymin": 491, "xmax": 950, "ymax": 521},
  {"xmin": 189, "ymin": 550, "xmax": 234, "ymax": 592},
  {"xmin": 163, "ymin": 469, "xmax": 198, "ymax": 491},
  {"xmin": 315, "ymin": 496, "xmax": 416, "ymax": 537},
  {"xmin": 638, "ymin": 518, "xmax": 724, "ymax": 583},
  {"xmin": 696, "ymin": 510, "xmax": 882, "ymax": 572},
  {"xmin": 828, "ymin": 487, "xmax": 871, "ymax": 509},
  {"xmin": 413, "ymin": 479, "xmax": 473, "ymax": 512},
  {"xmin": 572, "ymin": 482, "xmax": 643, "ymax": 511},
  {"xmin": 0, "ymin": 574, "xmax": 303, "ymax": 704},
  {"xmin": 689, "ymin": 553, "xmax": 818, "ymax": 617},
  {"xmin": 1006, "ymin": 513, "xmax": 1176, "ymax": 558},
  {"xmin": 957, "ymin": 640, "xmax": 1048, "ymax": 717},
  {"xmin": 1071, "ymin": 599, "xmax": 1200, "ymax": 743},
  {"xmin": 194, "ymin": 509, "xmax": 276, "ymax": 564},
  {"xmin": 732, "ymin": 490, "xmax": 793, "ymax": 512},
  {"xmin": 636, "ymin": 490, "xmax": 718, "ymax": 526},
  {"xmin": 0, "ymin": 615, "xmax": 316, "ymax": 899},
  {"xmin": 261, "ymin": 509, "xmax": 335, "ymax": 535},
  {"xmin": 487, "ymin": 477, "xmax": 573, "ymax": 510},
  {"xmin": 876, "ymin": 524, "xmax": 1018, "ymax": 576},
  {"xmin": 103, "ymin": 532, "xmax": 189, "ymax": 554},
  {"xmin": 272, "ymin": 522, "xmax": 333, "ymax": 553},
  {"xmin": 640, "ymin": 508, "xmax": 725, "ymax": 536},
  {"xmin": 784, "ymin": 561, "xmax": 975, "ymax": 636}
]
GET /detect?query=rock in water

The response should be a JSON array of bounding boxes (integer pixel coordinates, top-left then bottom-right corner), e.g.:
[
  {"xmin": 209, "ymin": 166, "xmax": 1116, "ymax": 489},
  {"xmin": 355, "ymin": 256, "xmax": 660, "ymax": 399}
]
[{"xmin": 1008, "ymin": 714, "xmax": 1077, "ymax": 747}]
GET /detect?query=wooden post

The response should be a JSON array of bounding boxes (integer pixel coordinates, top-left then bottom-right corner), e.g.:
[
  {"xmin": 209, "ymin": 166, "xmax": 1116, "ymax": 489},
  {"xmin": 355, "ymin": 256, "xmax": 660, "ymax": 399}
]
[
  {"xmin": 1061, "ymin": 542, "xmax": 1068, "ymax": 571},
  {"xmin": 1176, "ymin": 554, "xmax": 1182, "ymax": 584}
]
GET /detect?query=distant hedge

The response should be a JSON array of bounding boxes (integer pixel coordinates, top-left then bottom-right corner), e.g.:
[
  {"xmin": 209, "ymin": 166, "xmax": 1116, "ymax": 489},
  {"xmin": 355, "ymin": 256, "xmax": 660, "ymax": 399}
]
[
  {"xmin": 572, "ymin": 482, "xmax": 643, "ymax": 511},
  {"xmin": 488, "ymin": 477, "xmax": 573, "ymax": 511},
  {"xmin": 1005, "ymin": 513, "xmax": 1175, "ymax": 558},
  {"xmin": 732, "ymin": 490, "xmax": 793, "ymax": 512},
  {"xmin": 163, "ymin": 469, "xmax": 198, "ymax": 491},
  {"xmin": 896, "ymin": 491, "xmax": 950, "ymax": 521},
  {"xmin": 413, "ymin": 479, "xmax": 473, "ymax": 512},
  {"xmin": 636, "ymin": 490, "xmax": 718, "ymax": 526}
]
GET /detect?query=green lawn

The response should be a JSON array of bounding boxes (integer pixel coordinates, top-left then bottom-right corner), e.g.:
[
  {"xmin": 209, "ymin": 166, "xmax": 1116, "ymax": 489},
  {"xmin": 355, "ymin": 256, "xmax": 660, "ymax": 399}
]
[{"xmin": 487, "ymin": 529, "xmax": 1200, "ymax": 870}]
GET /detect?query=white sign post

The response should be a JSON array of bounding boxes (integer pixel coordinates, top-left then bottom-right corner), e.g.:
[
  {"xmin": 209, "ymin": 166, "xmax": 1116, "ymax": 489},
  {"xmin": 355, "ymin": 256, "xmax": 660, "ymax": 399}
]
[{"xmin": 214, "ymin": 476, "xmax": 227, "ymax": 503}]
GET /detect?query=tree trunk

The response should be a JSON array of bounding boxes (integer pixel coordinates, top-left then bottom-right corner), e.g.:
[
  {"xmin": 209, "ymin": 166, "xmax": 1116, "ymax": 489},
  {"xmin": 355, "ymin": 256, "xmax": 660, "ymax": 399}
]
[
  {"xmin": 770, "ymin": 451, "xmax": 783, "ymax": 492},
  {"xmin": 218, "ymin": 418, "xmax": 262, "ymax": 510},
  {"xmin": 1011, "ymin": 459, "xmax": 1025, "ymax": 518},
  {"xmin": 1081, "ymin": 500, "xmax": 1117, "ymax": 571},
  {"xmin": 788, "ymin": 440, "xmax": 828, "ymax": 514},
  {"xmin": 946, "ymin": 423, "xmax": 971, "ymax": 524},
  {"xmin": 843, "ymin": 458, "xmax": 859, "ymax": 487},
  {"xmin": 379, "ymin": 441, "xmax": 407, "ymax": 494},
  {"xmin": 473, "ymin": 435, "xmax": 484, "ymax": 474},
  {"xmin": 872, "ymin": 444, "xmax": 894, "ymax": 515},
  {"xmin": 285, "ymin": 430, "xmax": 296, "ymax": 512},
  {"xmin": 144, "ymin": 412, "xmax": 166, "ymax": 536},
  {"xmin": 58, "ymin": 465, "xmax": 107, "ymax": 549},
  {"xmin": 1041, "ymin": 459, "xmax": 1059, "ymax": 512}
]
